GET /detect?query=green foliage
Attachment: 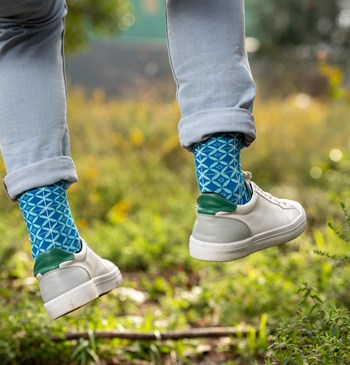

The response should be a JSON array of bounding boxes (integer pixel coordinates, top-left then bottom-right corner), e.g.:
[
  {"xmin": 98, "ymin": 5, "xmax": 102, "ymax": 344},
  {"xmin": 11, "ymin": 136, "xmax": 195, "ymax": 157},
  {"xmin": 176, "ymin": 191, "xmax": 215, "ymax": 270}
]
[
  {"xmin": 319, "ymin": 63, "xmax": 350, "ymax": 101},
  {"xmin": 0, "ymin": 91, "xmax": 350, "ymax": 363},
  {"xmin": 245, "ymin": 0, "xmax": 350, "ymax": 60},
  {"xmin": 266, "ymin": 204, "xmax": 350, "ymax": 364},
  {"xmin": 315, "ymin": 203, "xmax": 350, "ymax": 265},
  {"xmin": 267, "ymin": 285, "xmax": 350, "ymax": 364},
  {"xmin": 71, "ymin": 331, "xmax": 100, "ymax": 365},
  {"xmin": 0, "ymin": 305, "xmax": 70, "ymax": 365},
  {"xmin": 65, "ymin": 0, "xmax": 133, "ymax": 52}
]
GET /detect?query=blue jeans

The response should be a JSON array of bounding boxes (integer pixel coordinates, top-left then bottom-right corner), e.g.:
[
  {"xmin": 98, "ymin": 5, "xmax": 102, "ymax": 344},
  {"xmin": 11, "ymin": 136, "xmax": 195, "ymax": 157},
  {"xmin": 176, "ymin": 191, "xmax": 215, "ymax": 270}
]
[{"xmin": 0, "ymin": 0, "xmax": 256, "ymax": 200}]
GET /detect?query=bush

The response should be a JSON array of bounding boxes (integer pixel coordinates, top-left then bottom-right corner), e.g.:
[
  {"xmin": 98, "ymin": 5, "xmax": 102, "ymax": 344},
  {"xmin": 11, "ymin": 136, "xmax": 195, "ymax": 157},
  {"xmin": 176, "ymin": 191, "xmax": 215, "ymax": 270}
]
[{"xmin": 266, "ymin": 204, "xmax": 350, "ymax": 364}]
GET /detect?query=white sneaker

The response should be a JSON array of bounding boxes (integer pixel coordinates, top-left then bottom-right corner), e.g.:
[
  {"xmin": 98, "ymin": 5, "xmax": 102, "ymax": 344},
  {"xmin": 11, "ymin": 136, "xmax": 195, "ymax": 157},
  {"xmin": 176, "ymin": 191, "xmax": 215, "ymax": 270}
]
[
  {"xmin": 34, "ymin": 239, "xmax": 122, "ymax": 319},
  {"xmin": 189, "ymin": 172, "xmax": 307, "ymax": 262}
]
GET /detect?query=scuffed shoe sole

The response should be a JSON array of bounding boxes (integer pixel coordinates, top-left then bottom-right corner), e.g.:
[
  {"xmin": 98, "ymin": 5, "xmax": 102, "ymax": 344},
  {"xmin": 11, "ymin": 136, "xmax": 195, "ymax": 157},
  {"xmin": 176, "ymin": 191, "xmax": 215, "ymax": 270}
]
[{"xmin": 44, "ymin": 267, "xmax": 122, "ymax": 319}]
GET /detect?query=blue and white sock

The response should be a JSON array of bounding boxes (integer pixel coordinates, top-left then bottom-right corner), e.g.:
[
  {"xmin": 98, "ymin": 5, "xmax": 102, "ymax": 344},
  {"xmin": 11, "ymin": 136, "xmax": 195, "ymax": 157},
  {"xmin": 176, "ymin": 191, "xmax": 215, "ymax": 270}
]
[
  {"xmin": 18, "ymin": 181, "xmax": 81, "ymax": 260},
  {"xmin": 193, "ymin": 132, "xmax": 251, "ymax": 205}
]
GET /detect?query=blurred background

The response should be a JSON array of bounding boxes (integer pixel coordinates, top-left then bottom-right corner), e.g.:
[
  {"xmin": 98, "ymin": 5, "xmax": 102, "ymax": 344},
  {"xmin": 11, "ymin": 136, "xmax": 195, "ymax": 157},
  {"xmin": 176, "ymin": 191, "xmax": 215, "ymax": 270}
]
[
  {"xmin": 65, "ymin": 0, "xmax": 350, "ymax": 99},
  {"xmin": 1, "ymin": 1, "xmax": 350, "ymax": 364}
]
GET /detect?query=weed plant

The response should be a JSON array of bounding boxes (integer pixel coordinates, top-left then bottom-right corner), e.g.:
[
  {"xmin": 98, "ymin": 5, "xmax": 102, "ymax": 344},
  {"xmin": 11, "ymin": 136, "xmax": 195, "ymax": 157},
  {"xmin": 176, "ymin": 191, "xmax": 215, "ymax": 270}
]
[{"xmin": 265, "ymin": 204, "xmax": 350, "ymax": 364}]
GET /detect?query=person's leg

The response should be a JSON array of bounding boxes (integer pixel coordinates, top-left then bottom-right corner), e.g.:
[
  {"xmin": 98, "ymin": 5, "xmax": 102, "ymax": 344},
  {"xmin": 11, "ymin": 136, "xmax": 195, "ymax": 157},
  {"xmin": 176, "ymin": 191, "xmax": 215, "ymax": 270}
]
[
  {"xmin": 166, "ymin": 0, "xmax": 255, "ymax": 205},
  {"xmin": 0, "ymin": 0, "xmax": 122, "ymax": 318},
  {"xmin": 0, "ymin": 0, "xmax": 77, "ymax": 200},
  {"xmin": 166, "ymin": 0, "xmax": 256, "ymax": 148},
  {"xmin": 166, "ymin": 0, "xmax": 306, "ymax": 261},
  {"xmin": 0, "ymin": 0, "xmax": 81, "ymax": 259}
]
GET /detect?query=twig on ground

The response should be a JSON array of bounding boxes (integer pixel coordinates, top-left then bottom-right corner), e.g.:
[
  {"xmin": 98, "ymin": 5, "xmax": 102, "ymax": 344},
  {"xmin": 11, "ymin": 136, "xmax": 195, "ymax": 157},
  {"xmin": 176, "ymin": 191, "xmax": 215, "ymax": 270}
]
[{"xmin": 50, "ymin": 327, "xmax": 256, "ymax": 342}]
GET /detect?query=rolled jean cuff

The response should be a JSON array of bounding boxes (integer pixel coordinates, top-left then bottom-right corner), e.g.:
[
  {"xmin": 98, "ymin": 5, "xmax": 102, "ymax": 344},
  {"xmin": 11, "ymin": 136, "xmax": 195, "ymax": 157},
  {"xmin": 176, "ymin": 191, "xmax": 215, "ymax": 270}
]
[
  {"xmin": 179, "ymin": 107, "xmax": 256, "ymax": 150},
  {"xmin": 3, "ymin": 156, "xmax": 78, "ymax": 201}
]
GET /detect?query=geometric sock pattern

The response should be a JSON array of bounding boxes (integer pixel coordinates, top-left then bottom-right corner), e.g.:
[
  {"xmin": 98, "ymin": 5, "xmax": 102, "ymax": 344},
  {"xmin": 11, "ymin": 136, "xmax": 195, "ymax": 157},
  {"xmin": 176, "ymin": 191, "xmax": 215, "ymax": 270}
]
[
  {"xmin": 193, "ymin": 132, "xmax": 251, "ymax": 205},
  {"xmin": 18, "ymin": 180, "xmax": 81, "ymax": 260}
]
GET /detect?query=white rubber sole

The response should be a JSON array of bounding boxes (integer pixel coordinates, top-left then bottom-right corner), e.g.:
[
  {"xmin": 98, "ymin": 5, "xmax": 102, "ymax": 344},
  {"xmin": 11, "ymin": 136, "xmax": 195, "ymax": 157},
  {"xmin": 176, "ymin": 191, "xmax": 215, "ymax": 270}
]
[
  {"xmin": 44, "ymin": 267, "xmax": 122, "ymax": 319},
  {"xmin": 189, "ymin": 211, "xmax": 307, "ymax": 262}
]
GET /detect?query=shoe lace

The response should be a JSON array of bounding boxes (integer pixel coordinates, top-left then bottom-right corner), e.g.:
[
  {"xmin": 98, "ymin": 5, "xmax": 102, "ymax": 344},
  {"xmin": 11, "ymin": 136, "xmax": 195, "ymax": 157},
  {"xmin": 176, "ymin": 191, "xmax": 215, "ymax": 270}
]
[
  {"xmin": 244, "ymin": 171, "xmax": 289, "ymax": 207},
  {"xmin": 256, "ymin": 185, "xmax": 289, "ymax": 206},
  {"xmin": 242, "ymin": 171, "xmax": 252, "ymax": 181}
]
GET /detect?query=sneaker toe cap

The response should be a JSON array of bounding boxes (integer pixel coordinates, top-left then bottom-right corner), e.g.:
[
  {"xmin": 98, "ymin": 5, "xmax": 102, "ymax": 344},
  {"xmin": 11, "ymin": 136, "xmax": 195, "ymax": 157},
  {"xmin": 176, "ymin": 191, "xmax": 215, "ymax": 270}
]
[{"xmin": 281, "ymin": 199, "xmax": 306, "ymax": 219}]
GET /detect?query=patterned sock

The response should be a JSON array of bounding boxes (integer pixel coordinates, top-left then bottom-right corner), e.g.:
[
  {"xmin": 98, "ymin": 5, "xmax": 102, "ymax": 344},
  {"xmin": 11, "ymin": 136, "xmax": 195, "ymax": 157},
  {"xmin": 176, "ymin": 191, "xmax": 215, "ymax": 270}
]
[
  {"xmin": 18, "ymin": 181, "xmax": 81, "ymax": 260},
  {"xmin": 193, "ymin": 132, "xmax": 251, "ymax": 205}
]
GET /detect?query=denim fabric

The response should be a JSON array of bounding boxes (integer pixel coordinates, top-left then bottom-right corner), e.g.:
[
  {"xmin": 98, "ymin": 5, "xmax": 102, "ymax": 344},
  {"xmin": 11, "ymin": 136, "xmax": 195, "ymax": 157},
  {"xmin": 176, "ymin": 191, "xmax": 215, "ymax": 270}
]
[
  {"xmin": 0, "ymin": 0, "xmax": 77, "ymax": 200},
  {"xmin": 0, "ymin": 0, "xmax": 256, "ymax": 200},
  {"xmin": 166, "ymin": 0, "xmax": 256, "ymax": 149}
]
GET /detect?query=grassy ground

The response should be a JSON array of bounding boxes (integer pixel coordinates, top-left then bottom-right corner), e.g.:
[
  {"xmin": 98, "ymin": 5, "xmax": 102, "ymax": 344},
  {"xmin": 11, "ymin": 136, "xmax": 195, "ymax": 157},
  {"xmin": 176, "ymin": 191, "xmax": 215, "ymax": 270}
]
[{"xmin": 0, "ymin": 88, "xmax": 350, "ymax": 364}]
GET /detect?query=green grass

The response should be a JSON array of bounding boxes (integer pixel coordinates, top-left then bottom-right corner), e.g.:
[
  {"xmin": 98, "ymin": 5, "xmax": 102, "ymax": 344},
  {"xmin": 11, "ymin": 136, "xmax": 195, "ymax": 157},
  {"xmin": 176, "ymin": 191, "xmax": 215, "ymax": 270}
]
[{"xmin": 0, "ymin": 88, "xmax": 350, "ymax": 364}]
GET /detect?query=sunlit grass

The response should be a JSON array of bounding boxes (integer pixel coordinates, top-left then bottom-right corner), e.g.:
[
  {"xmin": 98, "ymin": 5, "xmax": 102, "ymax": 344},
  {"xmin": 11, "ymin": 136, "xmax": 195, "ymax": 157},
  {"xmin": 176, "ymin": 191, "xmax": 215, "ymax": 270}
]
[{"xmin": 0, "ymin": 89, "xmax": 350, "ymax": 363}]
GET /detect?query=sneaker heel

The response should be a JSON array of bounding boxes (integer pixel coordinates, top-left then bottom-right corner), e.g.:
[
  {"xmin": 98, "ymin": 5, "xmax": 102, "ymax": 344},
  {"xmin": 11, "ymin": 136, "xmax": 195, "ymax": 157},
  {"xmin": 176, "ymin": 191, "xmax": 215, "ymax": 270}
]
[{"xmin": 39, "ymin": 267, "xmax": 94, "ymax": 319}]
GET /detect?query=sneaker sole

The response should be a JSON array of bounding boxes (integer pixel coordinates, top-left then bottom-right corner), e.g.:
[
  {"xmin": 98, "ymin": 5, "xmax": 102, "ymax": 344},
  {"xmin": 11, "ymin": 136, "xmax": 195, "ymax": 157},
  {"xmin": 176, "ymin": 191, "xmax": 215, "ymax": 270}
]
[
  {"xmin": 44, "ymin": 266, "xmax": 122, "ymax": 319},
  {"xmin": 189, "ymin": 211, "xmax": 307, "ymax": 262}
]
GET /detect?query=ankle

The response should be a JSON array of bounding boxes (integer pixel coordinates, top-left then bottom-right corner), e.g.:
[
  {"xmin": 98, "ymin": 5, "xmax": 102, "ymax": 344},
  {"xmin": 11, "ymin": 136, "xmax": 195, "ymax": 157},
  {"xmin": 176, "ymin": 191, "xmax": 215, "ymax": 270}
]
[{"xmin": 193, "ymin": 133, "xmax": 251, "ymax": 205}]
